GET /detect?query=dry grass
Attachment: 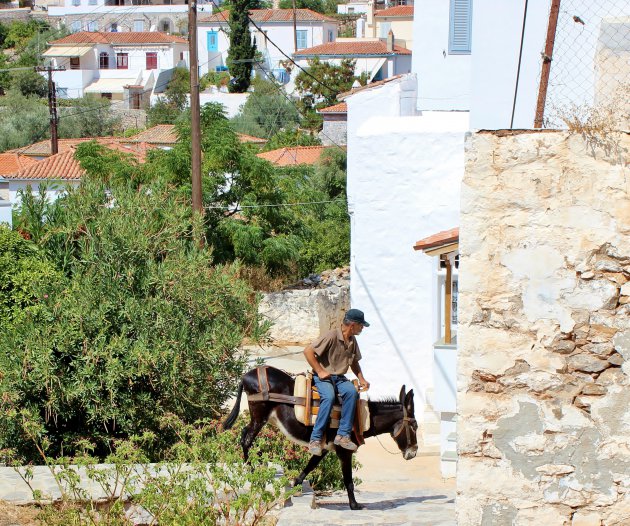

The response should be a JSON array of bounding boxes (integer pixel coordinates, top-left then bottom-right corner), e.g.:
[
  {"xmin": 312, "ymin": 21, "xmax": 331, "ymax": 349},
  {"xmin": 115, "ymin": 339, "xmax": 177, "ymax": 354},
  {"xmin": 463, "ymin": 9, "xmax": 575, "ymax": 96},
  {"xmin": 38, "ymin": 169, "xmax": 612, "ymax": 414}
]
[{"xmin": 0, "ymin": 501, "xmax": 40, "ymax": 526}]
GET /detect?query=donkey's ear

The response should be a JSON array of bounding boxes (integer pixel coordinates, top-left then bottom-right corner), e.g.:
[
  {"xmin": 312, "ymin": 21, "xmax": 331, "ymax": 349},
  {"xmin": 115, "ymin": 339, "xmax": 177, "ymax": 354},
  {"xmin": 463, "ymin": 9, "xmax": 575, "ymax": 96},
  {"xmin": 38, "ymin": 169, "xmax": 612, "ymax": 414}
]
[
  {"xmin": 405, "ymin": 389, "xmax": 415, "ymax": 415},
  {"xmin": 399, "ymin": 385, "xmax": 406, "ymax": 403}
]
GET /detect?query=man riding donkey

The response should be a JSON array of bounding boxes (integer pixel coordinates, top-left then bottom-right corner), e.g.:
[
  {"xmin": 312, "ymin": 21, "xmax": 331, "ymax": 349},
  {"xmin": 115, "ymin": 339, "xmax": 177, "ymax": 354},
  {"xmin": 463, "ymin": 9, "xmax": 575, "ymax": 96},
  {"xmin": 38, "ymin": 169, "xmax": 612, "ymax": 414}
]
[{"xmin": 303, "ymin": 308, "xmax": 371, "ymax": 456}]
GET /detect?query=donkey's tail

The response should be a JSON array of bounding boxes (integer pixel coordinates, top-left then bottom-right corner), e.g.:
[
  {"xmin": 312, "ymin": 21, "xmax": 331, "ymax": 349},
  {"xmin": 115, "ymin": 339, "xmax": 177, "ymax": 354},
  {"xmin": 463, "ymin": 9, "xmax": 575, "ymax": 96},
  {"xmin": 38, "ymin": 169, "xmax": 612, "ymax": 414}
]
[{"xmin": 222, "ymin": 380, "xmax": 244, "ymax": 430}]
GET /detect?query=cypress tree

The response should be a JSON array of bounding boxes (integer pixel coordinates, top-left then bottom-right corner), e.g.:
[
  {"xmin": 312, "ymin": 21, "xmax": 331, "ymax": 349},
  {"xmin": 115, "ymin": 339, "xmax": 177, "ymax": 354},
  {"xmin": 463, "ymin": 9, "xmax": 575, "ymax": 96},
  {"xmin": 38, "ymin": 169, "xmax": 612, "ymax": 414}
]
[{"xmin": 227, "ymin": 0, "xmax": 257, "ymax": 93}]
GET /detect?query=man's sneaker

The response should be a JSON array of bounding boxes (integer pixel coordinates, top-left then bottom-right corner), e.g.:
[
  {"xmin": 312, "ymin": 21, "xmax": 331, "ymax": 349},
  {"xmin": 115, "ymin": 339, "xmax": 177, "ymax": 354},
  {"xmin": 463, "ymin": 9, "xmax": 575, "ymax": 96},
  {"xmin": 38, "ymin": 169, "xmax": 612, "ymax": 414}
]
[
  {"xmin": 334, "ymin": 435, "xmax": 357, "ymax": 451},
  {"xmin": 308, "ymin": 440, "xmax": 323, "ymax": 456}
]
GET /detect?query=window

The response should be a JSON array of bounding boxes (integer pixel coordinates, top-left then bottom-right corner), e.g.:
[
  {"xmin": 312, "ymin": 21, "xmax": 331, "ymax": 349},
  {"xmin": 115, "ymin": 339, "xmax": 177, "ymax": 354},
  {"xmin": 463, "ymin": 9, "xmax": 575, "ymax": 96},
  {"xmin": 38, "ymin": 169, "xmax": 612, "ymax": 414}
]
[
  {"xmin": 72, "ymin": 0, "xmax": 80, "ymax": 5},
  {"xmin": 71, "ymin": 20, "xmax": 81, "ymax": 32},
  {"xmin": 87, "ymin": 21, "xmax": 98, "ymax": 31},
  {"xmin": 146, "ymin": 52, "xmax": 157, "ymax": 70},
  {"xmin": 116, "ymin": 53, "xmax": 128, "ymax": 69},
  {"xmin": 99, "ymin": 52, "xmax": 109, "ymax": 69},
  {"xmin": 448, "ymin": 0, "xmax": 472, "ymax": 55},
  {"xmin": 88, "ymin": 0, "xmax": 97, "ymax": 4},
  {"xmin": 70, "ymin": 57, "xmax": 80, "ymax": 69},
  {"xmin": 134, "ymin": 19, "xmax": 144, "ymax": 31},
  {"xmin": 57, "ymin": 87, "xmax": 68, "ymax": 98},
  {"xmin": 296, "ymin": 29, "xmax": 308, "ymax": 50},
  {"xmin": 110, "ymin": 22, "xmax": 118, "ymax": 32},
  {"xmin": 348, "ymin": 6, "xmax": 354, "ymax": 12},
  {"xmin": 207, "ymin": 31, "xmax": 218, "ymax": 52},
  {"xmin": 101, "ymin": 93, "xmax": 112, "ymax": 100},
  {"xmin": 131, "ymin": 93, "xmax": 141, "ymax": 109}
]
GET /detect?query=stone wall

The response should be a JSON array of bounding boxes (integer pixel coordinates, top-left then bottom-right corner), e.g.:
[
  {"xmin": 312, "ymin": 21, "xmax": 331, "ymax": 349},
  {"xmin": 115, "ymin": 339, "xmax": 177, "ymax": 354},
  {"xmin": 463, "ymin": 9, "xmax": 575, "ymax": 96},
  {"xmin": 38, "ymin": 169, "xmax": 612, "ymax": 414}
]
[
  {"xmin": 110, "ymin": 108, "xmax": 148, "ymax": 131},
  {"xmin": 458, "ymin": 130, "xmax": 630, "ymax": 525},
  {"xmin": 258, "ymin": 269, "xmax": 349, "ymax": 345},
  {"xmin": 319, "ymin": 116, "xmax": 347, "ymax": 146}
]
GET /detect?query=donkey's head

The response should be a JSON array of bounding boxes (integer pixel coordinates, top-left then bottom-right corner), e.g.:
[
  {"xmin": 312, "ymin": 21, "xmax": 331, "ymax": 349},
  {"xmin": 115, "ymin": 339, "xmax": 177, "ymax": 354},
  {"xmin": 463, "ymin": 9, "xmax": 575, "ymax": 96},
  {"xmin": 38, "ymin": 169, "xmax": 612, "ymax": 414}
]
[{"xmin": 391, "ymin": 385, "xmax": 418, "ymax": 460}]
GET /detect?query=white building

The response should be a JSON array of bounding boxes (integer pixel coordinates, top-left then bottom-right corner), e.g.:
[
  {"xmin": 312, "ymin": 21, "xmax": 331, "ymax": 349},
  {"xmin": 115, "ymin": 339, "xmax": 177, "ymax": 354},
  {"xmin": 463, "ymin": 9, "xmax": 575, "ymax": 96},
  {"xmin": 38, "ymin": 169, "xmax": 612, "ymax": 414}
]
[
  {"xmin": 337, "ymin": 0, "xmax": 370, "ymax": 15},
  {"xmin": 293, "ymin": 35, "xmax": 411, "ymax": 84},
  {"xmin": 45, "ymin": 0, "xmax": 211, "ymax": 36},
  {"xmin": 42, "ymin": 32, "xmax": 189, "ymax": 106},
  {"xmin": 197, "ymin": 9, "xmax": 338, "ymax": 82}
]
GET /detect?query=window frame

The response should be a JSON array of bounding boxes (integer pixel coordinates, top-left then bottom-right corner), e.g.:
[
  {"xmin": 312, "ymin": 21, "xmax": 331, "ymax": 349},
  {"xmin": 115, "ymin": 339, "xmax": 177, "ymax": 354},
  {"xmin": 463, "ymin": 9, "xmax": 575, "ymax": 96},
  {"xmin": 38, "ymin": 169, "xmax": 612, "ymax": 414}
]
[
  {"xmin": 70, "ymin": 56, "xmax": 80, "ymax": 69},
  {"xmin": 116, "ymin": 53, "xmax": 128, "ymax": 69},
  {"xmin": 145, "ymin": 51, "xmax": 158, "ymax": 70},
  {"xmin": 207, "ymin": 30, "xmax": 218, "ymax": 52},
  {"xmin": 99, "ymin": 52, "xmax": 110, "ymax": 69},
  {"xmin": 134, "ymin": 19, "xmax": 144, "ymax": 31},
  {"xmin": 296, "ymin": 29, "xmax": 308, "ymax": 50}
]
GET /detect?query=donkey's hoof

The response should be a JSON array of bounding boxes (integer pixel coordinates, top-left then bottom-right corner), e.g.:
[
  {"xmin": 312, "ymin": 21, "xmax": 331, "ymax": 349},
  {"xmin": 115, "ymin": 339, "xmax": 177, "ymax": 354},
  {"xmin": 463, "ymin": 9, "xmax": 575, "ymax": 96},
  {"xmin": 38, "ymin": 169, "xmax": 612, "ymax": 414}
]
[{"xmin": 349, "ymin": 502, "xmax": 365, "ymax": 510}]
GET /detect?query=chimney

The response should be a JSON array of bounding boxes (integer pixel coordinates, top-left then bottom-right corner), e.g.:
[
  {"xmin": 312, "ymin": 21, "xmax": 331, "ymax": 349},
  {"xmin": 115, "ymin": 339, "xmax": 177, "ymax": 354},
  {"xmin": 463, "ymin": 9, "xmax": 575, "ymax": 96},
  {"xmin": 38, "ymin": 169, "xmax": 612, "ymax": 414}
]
[{"xmin": 387, "ymin": 29, "xmax": 394, "ymax": 52}]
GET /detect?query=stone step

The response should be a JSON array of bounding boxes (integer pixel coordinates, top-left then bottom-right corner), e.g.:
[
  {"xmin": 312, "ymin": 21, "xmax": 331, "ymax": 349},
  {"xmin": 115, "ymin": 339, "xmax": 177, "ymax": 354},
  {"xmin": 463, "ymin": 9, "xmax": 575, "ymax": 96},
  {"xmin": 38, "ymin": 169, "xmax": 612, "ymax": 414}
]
[
  {"xmin": 423, "ymin": 422, "xmax": 441, "ymax": 436},
  {"xmin": 416, "ymin": 444, "xmax": 440, "ymax": 457},
  {"xmin": 447, "ymin": 432, "xmax": 457, "ymax": 443},
  {"xmin": 423, "ymin": 409, "xmax": 441, "ymax": 425},
  {"xmin": 441, "ymin": 450, "xmax": 458, "ymax": 462}
]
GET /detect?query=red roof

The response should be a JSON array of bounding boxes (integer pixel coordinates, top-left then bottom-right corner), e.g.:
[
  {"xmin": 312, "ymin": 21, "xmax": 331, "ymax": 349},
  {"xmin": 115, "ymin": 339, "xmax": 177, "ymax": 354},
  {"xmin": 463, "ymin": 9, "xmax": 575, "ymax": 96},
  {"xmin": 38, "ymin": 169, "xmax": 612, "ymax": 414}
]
[
  {"xmin": 375, "ymin": 6, "xmax": 414, "ymax": 17},
  {"xmin": 257, "ymin": 146, "xmax": 328, "ymax": 166},
  {"xmin": 200, "ymin": 8, "xmax": 336, "ymax": 23},
  {"xmin": 124, "ymin": 124, "xmax": 266, "ymax": 145},
  {"xmin": 51, "ymin": 31, "xmax": 187, "ymax": 46},
  {"xmin": 6, "ymin": 150, "xmax": 84, "ymax": 181},
  {"xmin": 295, "ymin": 40, "xmax": 411, "ymax": 56},
  {"xmin": 414, "ymin": 228, "xmax": 459, "ymax": 252},
  {"xmin": 318, "ymin": 102, "xmax": 347, "ymax": 114},
  {"xmin": 0, "ymin": 153, "xmax": 39, "ymax": 177}
]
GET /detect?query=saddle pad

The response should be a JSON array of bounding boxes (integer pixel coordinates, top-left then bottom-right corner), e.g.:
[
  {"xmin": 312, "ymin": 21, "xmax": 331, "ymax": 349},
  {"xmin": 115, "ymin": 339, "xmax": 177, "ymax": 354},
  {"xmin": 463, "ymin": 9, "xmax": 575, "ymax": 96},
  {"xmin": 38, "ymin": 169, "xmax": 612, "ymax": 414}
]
[{"xmin": 293, "ymin": 374, "xmax": 370, "ymax": 432}]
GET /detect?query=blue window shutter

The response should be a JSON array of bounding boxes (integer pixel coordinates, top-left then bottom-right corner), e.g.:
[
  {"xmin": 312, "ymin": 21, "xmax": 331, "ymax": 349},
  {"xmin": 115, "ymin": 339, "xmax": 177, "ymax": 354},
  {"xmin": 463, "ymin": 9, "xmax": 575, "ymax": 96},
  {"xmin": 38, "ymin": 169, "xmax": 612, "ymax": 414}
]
[
  {"xmin": 449, "ymin": 0, "xmax": 472, "ymax": 54},
  {"xmin": 207, "ymin": 31, "xmax": 218, "ymax": 52},
  {"xmin": 296, "ymin": 30, "xmax": 308, "ymax": 50}
]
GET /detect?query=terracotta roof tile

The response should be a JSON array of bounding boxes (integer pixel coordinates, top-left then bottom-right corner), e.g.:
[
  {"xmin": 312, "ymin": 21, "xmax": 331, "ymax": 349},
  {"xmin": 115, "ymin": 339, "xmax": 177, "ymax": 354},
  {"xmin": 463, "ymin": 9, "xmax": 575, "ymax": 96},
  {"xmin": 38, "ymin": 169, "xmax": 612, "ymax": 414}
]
[
  {"xmin": 6, "ymin": 150, "xmax": 84, "ymax": 181},
  {"xmin": 318, "ymin": 102, "xmax": 347, "ymax": 114},
  {"xmin": 200, "ymin": 8, "xmax": 336, "ymax": 23},
  {"xmin": 0, "ymin": 153, "xmax": 39, "ymax": 177},
  {"xmin": 375, "ymin": 6, "xmax": 414, "ymax": 17},
  {"xmin": 338, "ymin": 74, "xmax": 405, "ymax": 99},
  {"xmin": 15, "ymin": 137, "xmax": 95, "ymax": 157},
  {"xmin": 51, "ymin": 31, "xmax": 187, "ymax": 46},
  {"xmin": 124, "ymin": 124, "xmax": 266, "ymax": 145},
  {"xmin": 414, "ymin": 228, "xmax": 459, "ymax": 251},
  {"xmin": 294, "ymin": 40, "xmax": 411, "ymax": 56},
  {"xmin": 256, "ymin": 146, "xmax": 328, "ymax": 166}
]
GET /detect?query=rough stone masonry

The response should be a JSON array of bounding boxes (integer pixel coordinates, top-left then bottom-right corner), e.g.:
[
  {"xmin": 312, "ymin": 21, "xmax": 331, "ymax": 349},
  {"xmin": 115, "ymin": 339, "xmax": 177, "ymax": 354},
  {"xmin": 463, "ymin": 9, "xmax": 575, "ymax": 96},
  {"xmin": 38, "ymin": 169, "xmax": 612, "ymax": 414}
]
[{"xmin": 458, "ymin": 130, "xmax": 630, "ymax": 525}]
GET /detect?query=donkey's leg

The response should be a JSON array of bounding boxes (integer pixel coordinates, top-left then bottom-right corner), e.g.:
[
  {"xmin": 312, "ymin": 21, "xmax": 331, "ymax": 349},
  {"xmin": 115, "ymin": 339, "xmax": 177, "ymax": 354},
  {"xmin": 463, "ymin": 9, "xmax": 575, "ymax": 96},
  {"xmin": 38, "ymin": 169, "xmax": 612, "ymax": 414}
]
[
  {"xmin": 240, "ymin": 403, "xmax": 270, "ymax": 461},
  {"xmin": 293, "ymin": 450, "xmax": 328, "ymax": 487},
  {"xmin": 337, "ymin": 448, "xmax": 363, "ymax": 510}
]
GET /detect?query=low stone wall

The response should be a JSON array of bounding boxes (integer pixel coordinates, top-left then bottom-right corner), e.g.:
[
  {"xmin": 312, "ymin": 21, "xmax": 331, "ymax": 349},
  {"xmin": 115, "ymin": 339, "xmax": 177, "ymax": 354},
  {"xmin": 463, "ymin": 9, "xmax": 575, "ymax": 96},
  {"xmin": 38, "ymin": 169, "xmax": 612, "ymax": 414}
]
[
  {"xmin": 259, "ymin": 269, "xmax": 350, "ymax": 345},
  {"xmin": 458, "ymin": 131, "xmax": 630, "ymax": 524},
  {"xmin": 111, "ymin": 108, "xmax": 148, "ymax": 131}
]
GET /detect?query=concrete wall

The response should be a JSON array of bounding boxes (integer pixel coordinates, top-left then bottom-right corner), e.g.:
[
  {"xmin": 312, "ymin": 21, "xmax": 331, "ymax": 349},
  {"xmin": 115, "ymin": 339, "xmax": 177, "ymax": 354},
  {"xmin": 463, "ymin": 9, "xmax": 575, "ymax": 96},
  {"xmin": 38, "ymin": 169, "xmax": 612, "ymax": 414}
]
[
  {"xmin": 346, "ymin": 74, "xmax": 467, "ymax": 405},
  {"xmin": 458, "ymin": 130, "xmax": 630, "ymax": 525}
]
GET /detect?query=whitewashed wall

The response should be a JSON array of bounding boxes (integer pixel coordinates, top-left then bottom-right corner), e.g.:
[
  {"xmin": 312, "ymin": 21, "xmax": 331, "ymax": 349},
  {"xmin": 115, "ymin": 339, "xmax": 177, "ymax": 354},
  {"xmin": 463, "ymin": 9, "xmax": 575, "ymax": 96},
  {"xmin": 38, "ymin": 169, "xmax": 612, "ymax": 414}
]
[
  {"xmin": 346, "ymin": 75, "xmax": 467, "ymax": 407},
  {"xmin": 412, "ymin": 0, "xmax": 471, "ymax": 111},
  {"xmin": 9, "ymin": 181, "xmax": 79, "ymax": 210}
]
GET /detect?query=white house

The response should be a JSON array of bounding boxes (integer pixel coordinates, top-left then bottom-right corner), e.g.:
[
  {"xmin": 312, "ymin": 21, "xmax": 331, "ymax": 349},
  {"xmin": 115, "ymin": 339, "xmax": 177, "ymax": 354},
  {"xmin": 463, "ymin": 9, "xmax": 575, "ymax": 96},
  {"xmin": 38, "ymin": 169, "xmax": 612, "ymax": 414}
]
[
  {"xmin": 293, "ymin": 35, "xmax": 411, "ymax": 85},
  {"xmin": 45, "ymin": 0, "xmax": 211, "ymax": 36},
  {"xmin": 197, "ymin": 9, "xmax": 338, "ymax": 81},
  {"xmin": 337, "ymin": 0, "xmax": 370, "ymax": 15},
  {"xmin": 42, "ymin": 32, "xmax": 189, "ymax": 106}
]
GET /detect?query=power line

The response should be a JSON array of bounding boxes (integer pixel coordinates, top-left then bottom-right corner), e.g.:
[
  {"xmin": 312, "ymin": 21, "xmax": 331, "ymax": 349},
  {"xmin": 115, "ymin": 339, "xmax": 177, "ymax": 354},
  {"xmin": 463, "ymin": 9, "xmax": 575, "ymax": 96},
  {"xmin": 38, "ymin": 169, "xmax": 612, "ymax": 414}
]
[{"xmin": 206, "ymin": 198, "xmax": 346, "ymax": 210}]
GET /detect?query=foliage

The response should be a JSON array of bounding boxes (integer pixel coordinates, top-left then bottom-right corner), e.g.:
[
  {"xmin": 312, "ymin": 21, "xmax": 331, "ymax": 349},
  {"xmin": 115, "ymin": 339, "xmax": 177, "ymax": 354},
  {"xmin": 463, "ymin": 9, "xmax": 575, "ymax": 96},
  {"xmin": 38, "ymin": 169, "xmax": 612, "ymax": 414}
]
[
  {"xmin": 263, "ymin": 127, "xmax": 321, "ymax": 151},
  {"xmin": 0, "ymin": 225, "xmax": 62, "ymax": 333},
  {"xmin": 5, "ymin": 416, "xmax": 297, "ymax": 525},
  {"xmin": 9, "ymin": 68, "xmax": 47, "ymax": 97},
  {"xmin": 0, "ymin": 145, "xmax": 264, "ymax": 460},
  {"xmin": 231, "ymin": 77, "xmax": 300, "ymax": 138},
  {"xmin": 227, "ymin": 0, "xmax": 257, "ymax": 93},
  {"xmin": 0, "ymin": 90, "xmax": 49, "ymax": 152},
  {"xmin": 58, "ymin": 96, "xmax": 122, "ymax": 138},
  {"xmin": 147, "ymin": 67, "xmax": 191, "ymax": 126},
  {"xmin": 200, "ymin": 70, "xmax": 230, "ymax": 91}
]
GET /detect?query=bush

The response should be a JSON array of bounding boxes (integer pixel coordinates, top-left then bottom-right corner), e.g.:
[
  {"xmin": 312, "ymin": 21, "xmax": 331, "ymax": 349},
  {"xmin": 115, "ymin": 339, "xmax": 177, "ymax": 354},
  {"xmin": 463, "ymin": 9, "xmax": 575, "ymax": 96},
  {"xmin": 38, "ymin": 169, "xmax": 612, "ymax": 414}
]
[{"xmin": 0, "ymin": 147, "xmax": 265, "ymax": 461}]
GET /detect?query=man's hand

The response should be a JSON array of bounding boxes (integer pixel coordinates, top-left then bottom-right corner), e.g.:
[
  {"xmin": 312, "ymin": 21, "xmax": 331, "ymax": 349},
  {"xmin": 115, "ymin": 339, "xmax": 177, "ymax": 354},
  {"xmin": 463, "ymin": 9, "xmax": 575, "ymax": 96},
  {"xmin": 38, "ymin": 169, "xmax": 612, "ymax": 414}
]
[
  {"xmin": 318, "ymin": 370, "xmax": 331, "ymax": 380},
  {"xmin": 358, "ymin": 378, "xmax": 370, "ymax": 391},
  {"xmin": 304, "ymin": 346, "xmax": 330, "ymax": 379}
]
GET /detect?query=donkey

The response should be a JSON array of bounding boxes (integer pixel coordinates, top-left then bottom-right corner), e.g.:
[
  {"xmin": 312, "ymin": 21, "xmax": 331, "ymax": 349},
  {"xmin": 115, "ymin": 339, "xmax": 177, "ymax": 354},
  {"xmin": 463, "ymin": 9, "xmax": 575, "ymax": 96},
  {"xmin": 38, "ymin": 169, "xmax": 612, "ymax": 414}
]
[{"xmin": 222, "ymin": 365, "xmax": 418, "ymax": 510}]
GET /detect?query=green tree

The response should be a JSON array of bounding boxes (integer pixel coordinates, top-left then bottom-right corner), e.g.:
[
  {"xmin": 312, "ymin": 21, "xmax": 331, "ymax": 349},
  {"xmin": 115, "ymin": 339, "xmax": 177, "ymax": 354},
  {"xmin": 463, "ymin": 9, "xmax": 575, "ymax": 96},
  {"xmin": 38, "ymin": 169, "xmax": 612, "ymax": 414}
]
[
  {"xmin": 147, "ymin": 67, "xmax": 191, "ymax": 125},
  {"xmin": 227, "ymin": 0, "xmax": 257, "ymax": 93},
  {"xmin": 263, "ymin": 127, "xmax": 321, "ymax": 151},
  {"xmin": 278, "ymin": 0, "xmax": 325, "ymax": 13},
  {"xmin": 58, "ymin": 96, "xmax": 121, "ymax": 138},
  {"xmin": 231, "ymin": 77, "xmax": 300, "ymax": 138},
  {"xmin": 9, "ymin": 68, "xmax": 47, "ymax": 97},
  {"xmin": 1, "ymin": 144, "xmax": 263, "ymax": 460},
  {"xmin": 0, "ymin": 91, "xmax": 49, "ymax": 152}
]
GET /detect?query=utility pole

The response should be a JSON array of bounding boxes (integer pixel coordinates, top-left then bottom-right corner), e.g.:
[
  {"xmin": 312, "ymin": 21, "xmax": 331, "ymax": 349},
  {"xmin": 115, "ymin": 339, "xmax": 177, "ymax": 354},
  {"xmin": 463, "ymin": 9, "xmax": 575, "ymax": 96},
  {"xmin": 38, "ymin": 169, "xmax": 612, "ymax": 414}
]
[
  {"xmin": 188, "ymin": 0, "xmax": 203, "ymax": 219},
  {"xmin": 292, "ymin": 0, "xmax": 297, "ymax": 53},
  {"xmin": 36, "ymin": 66, "xmax": 64, "ymax": 155},
  {"xmin": 534, "ymin": 0, "xmax": 561, "ymax": 128}
]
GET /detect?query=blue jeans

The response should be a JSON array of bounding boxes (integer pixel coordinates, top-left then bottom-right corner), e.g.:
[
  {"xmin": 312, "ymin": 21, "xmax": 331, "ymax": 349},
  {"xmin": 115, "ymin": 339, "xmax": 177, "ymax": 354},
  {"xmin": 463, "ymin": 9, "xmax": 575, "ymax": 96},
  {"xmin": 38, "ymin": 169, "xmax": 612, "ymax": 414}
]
[{"xmin": 310, "ymin": 375, "xmax": 358, "ymax": 442}]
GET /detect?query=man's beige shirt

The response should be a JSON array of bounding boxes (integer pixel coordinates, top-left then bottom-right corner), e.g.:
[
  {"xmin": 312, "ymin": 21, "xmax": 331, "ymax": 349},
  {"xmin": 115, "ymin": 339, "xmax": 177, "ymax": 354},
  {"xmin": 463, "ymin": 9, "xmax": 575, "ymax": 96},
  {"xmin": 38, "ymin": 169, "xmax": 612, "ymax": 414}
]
[{"xmin": 310, "ymin": 328, "xmax": 362, "ymax": 375}]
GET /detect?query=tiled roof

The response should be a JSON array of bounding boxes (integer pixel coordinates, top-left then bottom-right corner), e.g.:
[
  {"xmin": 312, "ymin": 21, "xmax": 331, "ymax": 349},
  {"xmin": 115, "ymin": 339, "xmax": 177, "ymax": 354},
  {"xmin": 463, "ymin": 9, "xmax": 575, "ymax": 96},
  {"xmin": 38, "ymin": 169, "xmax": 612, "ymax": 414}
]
[
  {"xmin": 14, "ymin": 137, "xmax": 96, "ymax": 157},
  {"xmin": 338, "ymin": 74, "xmax": 405, "ymax": 99},
  {"xmin": 375, "ymin": 6, "xmax": 414, "ymax": 17},
  {"xmin": 50, "ymin": 31, "xmax": 187, "ymax": 46},
  {"xmin": 414, "ymin": 228, "xmax": 459, "ymax": 251},
  {"xmin": 294, "ymin": 40, "xmax": 411, "ymax": 56},
  {"xmin": 257, "ymin": 146, "xmax": 328, "ymax": 166},
  {"xmin": 200, "ymin": 8, "xmax": 336, "ymax": 23},
  {"xmin": 6, "ymin": 150, "xmax": 85, "ymax": 181},
  {"xmin": 125, "ymin": 124, "xmax": 266, "ymax": 145},
  {"xmin": 318, "ymin": 102, "xmax": 347, "ymax": 114},
  {"xmin": 0, "ymin": 153, "xmax": 39, "ymax": 177}
]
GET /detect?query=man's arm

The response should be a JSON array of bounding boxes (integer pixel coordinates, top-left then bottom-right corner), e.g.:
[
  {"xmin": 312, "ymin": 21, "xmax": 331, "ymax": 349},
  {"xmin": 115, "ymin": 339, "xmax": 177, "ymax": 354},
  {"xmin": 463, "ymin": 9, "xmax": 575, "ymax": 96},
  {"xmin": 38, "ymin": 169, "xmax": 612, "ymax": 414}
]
[
  {"xmin": 304, "ymin": 345, "xmax": 331, "ymax": 379},
  {"xmin": 350, "ymin": 362, "xmax": 370, "ymax": 390}
]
